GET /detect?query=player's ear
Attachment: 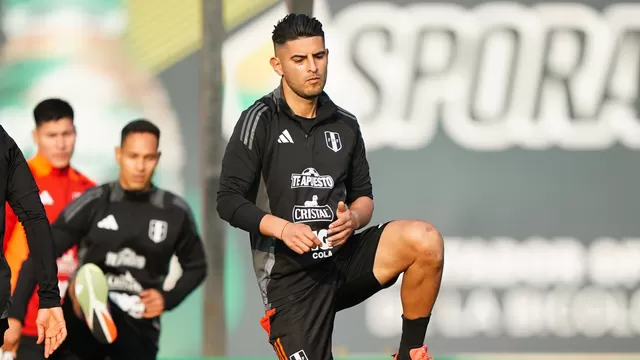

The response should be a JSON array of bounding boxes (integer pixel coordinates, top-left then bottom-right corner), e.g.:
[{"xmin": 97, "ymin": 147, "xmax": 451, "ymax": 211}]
[
  {"xmin": 270, "ymin": 56, "xmax": 283, "ymax": 77},
  {"xmin": 31, "ymin": 128, "xmax": 38, "ymax": 144},
  {"xmin": 156, "ymin": 151, "xmax": 162, "ymax": 161},
  {"xmin": 115, "ymin": 146, "xmax": 121, "ymax": 163}
]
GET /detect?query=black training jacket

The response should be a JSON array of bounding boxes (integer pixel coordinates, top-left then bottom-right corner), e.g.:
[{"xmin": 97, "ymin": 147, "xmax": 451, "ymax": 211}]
[
  {"xmin": 10, "ymin": 182, "xmax": 207, "ymax": 330},
  {"xmin": 0, "ymin": 126, "xmax": 60, "ymax": 317},
  {"xmin": 217, "ymin": 85, "xmax": 373, "ymax": 309}
]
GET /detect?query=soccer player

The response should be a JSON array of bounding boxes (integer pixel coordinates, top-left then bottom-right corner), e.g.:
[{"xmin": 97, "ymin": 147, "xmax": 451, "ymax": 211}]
[
  {"xmin": 2, "ymin": 99, "xmax": 95, "ymax": 360},
  {"xmin": 0, "ymin": 125, "xmax": 67, "ymax": 358},
  {"xmin": 9, "ymin": 119, "xmax": 207, "ymax": 360},
  {"xmin": 217, "ymin": 14, "xmax": 444, "ymax": 360}
]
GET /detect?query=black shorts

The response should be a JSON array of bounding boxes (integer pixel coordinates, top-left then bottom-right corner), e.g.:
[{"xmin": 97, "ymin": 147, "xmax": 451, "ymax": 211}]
[
  {"xmin": 52, "ymin": 293, "xmax": 159, "ymax": 360},
  {"xmin": 261, "ymin": 222, "xmax": 397, "ymax": 360},
  {"xmin": 18, "ymin": 335, "xmax": 80, "ymax": 360},
  {"xmin": 16, "ymin": 335, "xmax": 46, "ymax": 360}
]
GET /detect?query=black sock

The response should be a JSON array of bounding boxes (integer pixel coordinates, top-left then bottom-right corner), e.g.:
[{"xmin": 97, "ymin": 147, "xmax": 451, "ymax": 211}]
[{"xmin": 397, "ymin": 315, "xmax": 430, "ymax": 360}]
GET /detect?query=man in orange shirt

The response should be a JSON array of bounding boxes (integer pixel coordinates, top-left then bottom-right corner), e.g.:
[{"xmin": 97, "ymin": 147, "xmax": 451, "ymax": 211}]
[{"xmin": 2, "ymin": 99, "xmax": 95, "ymax": 360}]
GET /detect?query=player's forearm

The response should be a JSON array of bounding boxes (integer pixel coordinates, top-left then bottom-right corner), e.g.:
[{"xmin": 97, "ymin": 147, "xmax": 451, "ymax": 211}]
[
  {"xmin": 216, "ymin": 192, "xmax": 268, "ymax": 235},
  {"xmin": 20, "ymin": 213, "xmax": 60, "ymax": 306},
  {"xmin": 259, "ymin": 214, "xmax": 290, "ymax": 239},
  {"xmin": 350, "ymin": 196, "xmax": 374, "ymax": 230}
]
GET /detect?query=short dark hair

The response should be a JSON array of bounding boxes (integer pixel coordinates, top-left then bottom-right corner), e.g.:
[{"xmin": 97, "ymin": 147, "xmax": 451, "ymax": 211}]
[
  {"xmin": 121, "ymin": 119, "xmax": 160, "ymax": 146},
  {"xmin": 272, "ymin": 13, "xmax": 324, "ymax": 46},
  {"xmin": 33, "ymin": 98, "xmax": 74, "ymax": 126}
]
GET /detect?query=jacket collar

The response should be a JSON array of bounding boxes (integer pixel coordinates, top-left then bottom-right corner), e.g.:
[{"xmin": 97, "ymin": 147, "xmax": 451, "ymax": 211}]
[
  {"xmin": 110, "ymin": 181, "xmax": 162, "ymax": 205},
  {"xmin": 30, "ymin": 153, "xmax": 70, "ymax": 177},
  {"xmin": 272, "ymin": 82, "xmax": 338, "ymax": 123}
]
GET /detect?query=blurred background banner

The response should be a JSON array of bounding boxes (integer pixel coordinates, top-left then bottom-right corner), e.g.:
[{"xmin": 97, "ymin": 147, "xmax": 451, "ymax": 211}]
[{"xmin": 1, "ymin": 0, "xmax": 640, "ymax": 358}]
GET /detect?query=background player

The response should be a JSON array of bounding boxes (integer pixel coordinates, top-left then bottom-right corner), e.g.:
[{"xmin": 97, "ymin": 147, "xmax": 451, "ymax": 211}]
[
  {"xmin": 2, "ymin": 99, "xmax": 95, "ymax": 360},
  {"xmin": 8, "ymin": 120, "xmax": 207, "ymax": 360},
  {"xmin": 217, "ymin": 14, "xmax": 444, "ymax": 360}
]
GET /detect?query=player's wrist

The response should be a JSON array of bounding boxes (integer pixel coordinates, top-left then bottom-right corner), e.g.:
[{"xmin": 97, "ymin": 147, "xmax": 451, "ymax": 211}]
[
  {"xmin": 260, "ymin": 214, "xmax": 290, "ymax": 239},
  {"xmin": 280, "ymin": 222, "xmax": 290, "ymax": 240}
]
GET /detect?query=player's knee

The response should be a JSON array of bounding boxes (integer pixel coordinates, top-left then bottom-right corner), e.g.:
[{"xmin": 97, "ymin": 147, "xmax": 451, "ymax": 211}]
[{"xmin": 403, "ymin": 220, "xmax": 443, "ymax": 268}]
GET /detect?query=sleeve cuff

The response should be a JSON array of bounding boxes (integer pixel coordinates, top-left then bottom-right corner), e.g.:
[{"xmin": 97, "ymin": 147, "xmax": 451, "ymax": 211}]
[
  {"xmin": 8, "ymin": 307, "xmax": 25, "ymax": 323},
  {"xmin": 230, "ymin": 203, "xmax": 268, "ymax": 235},
  {"xmin": 161, "ymin": 290, "xmax": 180, "ymax": 311},
  {"xmin": 38, "ymin": 291, "xmax": 61, "ymax": 309},
  {"xmin": 347, "ymin": 191, "xmax": 373, "ymax": 204}
]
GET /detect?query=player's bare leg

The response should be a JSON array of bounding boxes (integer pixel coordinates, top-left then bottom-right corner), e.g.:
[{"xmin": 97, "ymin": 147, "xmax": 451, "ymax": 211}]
[{"xmin": 373, "ymin": 220, "xmax": 444, "ymax": 360}]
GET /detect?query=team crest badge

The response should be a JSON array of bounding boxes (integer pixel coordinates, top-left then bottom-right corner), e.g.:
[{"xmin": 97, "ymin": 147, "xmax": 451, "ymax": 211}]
[
  {"xmin": 324, "ymin": 131, "xmax": 342, "ymax": 152},
  {"xmin": 148, "ymin": 220, "xmax": 168, "ymax": 243}
]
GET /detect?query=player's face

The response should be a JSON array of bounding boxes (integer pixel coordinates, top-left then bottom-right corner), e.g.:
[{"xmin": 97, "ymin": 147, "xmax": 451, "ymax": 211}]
[
  {"xmin": 32, "ymin": 118, "xmax": 76, "ymax": 169},
  {"xmin": 271, "ymin": 36, "xmax": 328, "ymax": 99},
  {"xmin": 116, "ymin": 132, "xmax": 161, "ymax": 191}
]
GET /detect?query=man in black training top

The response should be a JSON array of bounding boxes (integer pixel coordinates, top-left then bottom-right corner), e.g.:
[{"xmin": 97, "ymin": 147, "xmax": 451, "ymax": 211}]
[
  {"xmin": 9, "ymin": 120, "xmax": 207, "ymax": 360},
  {"xmin": 217, "ymin": 14, "xmax": 444, "ymax": 360}
]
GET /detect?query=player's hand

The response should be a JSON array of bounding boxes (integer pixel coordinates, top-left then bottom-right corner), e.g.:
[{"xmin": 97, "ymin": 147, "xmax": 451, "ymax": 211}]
[
  {"xmin": 280, "ymin": 222, "xmax": 323, "ymax": 254},
  {"xmin": 328, "ymin": 202, "xmax": 359, "ymax": 247},
  {"xmin": 35, "ymin": 307, "xmax": 67, "ymax": 359},
  {"xmin": 140, "ymin": 289, "xmax": 165, "ymax": 318},
  {"xmin": 2, "ymin": 318, "xmax": 22, "ymax": 357}
]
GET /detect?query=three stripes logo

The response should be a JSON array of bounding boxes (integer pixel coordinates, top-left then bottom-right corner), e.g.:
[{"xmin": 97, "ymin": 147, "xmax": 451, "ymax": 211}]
[
  {"xmin": 240, "ymin": 102, "xmax": 269, "ymax": 150},
  {"xmin": 278, "ymin": 129, "xmax": 294, "ymax": 144}
]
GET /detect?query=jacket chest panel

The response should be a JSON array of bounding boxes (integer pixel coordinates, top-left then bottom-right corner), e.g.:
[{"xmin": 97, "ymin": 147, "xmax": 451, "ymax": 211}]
[
  {"xmin": 270, "ymin": 121, "xmax": 353, "ymax": 185},
  {"xmin": 86, "ymin": 203, "xmax": 180, "ymax": 261},
  {"xmin": 37, "ymin": 179, "xmax": 90, "ymax": 215}
]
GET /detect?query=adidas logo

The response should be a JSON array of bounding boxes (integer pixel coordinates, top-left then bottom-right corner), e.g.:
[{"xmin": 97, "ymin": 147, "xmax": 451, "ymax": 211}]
[
  {"xmin": 97, "ymin": 215, "xmax": 119, "ymax": 231},
  {"xmin": 40, "ymin": 190, "xmax": 54, "ymax": 206},
  {"xmin": 277, "ymin": 129, "xmax": 294, "ymax": 144}
]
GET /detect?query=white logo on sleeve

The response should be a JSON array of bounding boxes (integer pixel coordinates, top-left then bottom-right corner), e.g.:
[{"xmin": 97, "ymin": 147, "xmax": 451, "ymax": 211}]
[
  {"xmin": 97, "ymin": 215, "xmax": 119, "ymax": 231},
  {"xmin": 39, "ymin": 190, "xmax": 54, "ymax": 205},
  {"xmin": 292, "ymin": 195, "xmax": 334, "ymax": 223},
  {"xmin": 290, "ymin": 350, "xmax": 308, "ymax": 360},
  {"xmin": 148, "ymin": 220, "xmax": 168, "ymax": 243},
  {"xmin": 324, "ymin": 131, "xmax": 342, "ymax": 152},
  {"xmin": 277, "ymin": 129, "xmax": 294, "ymax": 144},
  {"xmin": 290, "ymin": 168, "xmax": 334, "ymax": 189}
]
